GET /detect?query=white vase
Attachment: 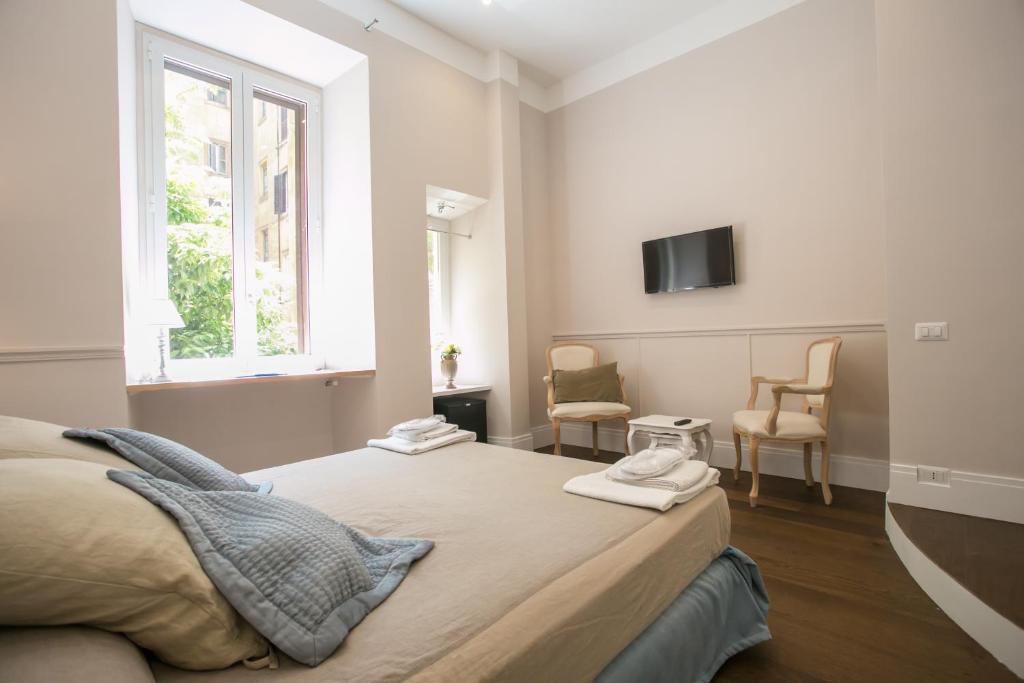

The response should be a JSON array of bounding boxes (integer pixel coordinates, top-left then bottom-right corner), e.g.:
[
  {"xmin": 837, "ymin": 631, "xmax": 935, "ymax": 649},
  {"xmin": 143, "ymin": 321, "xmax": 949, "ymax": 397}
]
[{"xmin": 440, "ymin": 356, "xmax": 458, "ymax": 389}]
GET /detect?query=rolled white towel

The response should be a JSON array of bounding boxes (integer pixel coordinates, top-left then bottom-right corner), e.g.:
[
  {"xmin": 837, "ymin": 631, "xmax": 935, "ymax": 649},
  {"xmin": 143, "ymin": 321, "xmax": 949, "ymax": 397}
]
[
  {"xmin": 388, "ymin": 415, "xmax": 447, "ymax": 439},
  {"xmin": 392, "ymin": 422, "xmax": 458, "ymax": 442},
  {"xmin": 613, "ymin": 447, "xmax": 685, "ymax": 479},
  {"xmin": 607, "ymin": 458, "xmax": 709, "ymax": 492}
]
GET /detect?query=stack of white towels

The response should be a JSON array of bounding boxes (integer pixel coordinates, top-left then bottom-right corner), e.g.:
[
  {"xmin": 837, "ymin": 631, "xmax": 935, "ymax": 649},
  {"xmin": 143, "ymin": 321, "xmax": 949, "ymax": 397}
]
[
  {"xmin": 564, "ymin": 434, "xmax": 720, "ymax": 511},
  {"xmin": 367, "ymin": 415, "xmax": 475, "ymax": 455}
]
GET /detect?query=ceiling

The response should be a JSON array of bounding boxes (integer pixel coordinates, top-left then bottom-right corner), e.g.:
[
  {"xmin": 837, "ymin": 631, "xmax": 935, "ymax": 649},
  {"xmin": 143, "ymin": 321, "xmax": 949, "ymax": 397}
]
[
  {"xmin": 426, "ymin": 185, "xmax": 487, "ymax": 221},
  {"xmin": 387, "ymin": 0, "xmax": 726, "ymax": 84}
]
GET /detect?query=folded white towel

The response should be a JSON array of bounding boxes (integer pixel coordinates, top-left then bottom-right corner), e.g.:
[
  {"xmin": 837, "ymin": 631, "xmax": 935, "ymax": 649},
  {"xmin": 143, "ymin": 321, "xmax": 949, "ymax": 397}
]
[
  {"xmin": 607, "ymin": 458, "xmax": 709, "ymax": 491},
  {"xmin": 391, "ymin": 422, "xmax": 458, "ymax": 442},
  {"xmin": 563, "ymin": 467, "xmax": 720, "ymax": 511},
  {"xmin": 368, "ymin": 429, "xmax": 475, "ymax": 454}
]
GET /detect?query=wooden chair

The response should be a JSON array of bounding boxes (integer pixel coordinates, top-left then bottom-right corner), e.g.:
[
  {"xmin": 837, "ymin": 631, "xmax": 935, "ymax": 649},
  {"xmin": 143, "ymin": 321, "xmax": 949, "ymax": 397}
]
[
  {"xmin": 732, "ymin": 337, "xmax": 843, "ymax": 507},
  {"xmin": 543, "ymin": 343, "xmax": 631, "ymax": 457}
]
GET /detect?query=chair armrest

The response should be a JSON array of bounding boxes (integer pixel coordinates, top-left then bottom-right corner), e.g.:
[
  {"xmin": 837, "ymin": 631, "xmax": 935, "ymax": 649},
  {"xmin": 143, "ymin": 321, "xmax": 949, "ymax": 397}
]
[
  {"xmin": 751, "ymin": 376, "xmax": 802, "ymax": 385},
  {"xmin": 747, "ymin": 376, "xmax": 804, "ymax": 409},
  {"xmin": 765, "ymin": 384, "xmax": 830, "ymax": 434},
  {"xmin": 618, "ymin": 374, "xmax": 628, "ymax": 405},
  {"xmin": 543, "ymin": 376, "xmax": 554, "ymax": 409},
  {"xmin": 770, "ymin": 383, "xmax": 829, "ymax": 396}
]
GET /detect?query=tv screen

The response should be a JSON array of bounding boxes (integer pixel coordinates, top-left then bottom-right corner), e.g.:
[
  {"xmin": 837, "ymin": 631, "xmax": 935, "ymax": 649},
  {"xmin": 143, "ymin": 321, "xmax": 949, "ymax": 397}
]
[{"xmin": 642, "ymin": 226, "xmax": 735, "ymax": 293}]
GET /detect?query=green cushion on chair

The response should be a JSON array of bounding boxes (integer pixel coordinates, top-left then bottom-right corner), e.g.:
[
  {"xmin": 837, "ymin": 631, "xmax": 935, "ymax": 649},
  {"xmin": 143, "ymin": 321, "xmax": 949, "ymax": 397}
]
[{"xmin": 553, "ymin": 362, "xmax": 621, "ymax": 403}]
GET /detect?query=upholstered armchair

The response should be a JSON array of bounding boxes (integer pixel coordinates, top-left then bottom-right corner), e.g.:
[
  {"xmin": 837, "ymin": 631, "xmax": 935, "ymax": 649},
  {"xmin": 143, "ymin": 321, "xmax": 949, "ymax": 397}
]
[
  {"xmin": 732, "ymin": 337, "xmax": 843, "ymax": 507},
  {"xmin": 544, "ymin": 343, "xmax": 631, "ymax": 457}
]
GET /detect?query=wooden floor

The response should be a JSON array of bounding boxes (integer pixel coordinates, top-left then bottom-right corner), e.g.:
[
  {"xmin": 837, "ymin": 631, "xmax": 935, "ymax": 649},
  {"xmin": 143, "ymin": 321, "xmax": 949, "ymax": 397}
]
[{"xmin": 538, "ymin": 443, "xmax": 1017, "ymax": 682}]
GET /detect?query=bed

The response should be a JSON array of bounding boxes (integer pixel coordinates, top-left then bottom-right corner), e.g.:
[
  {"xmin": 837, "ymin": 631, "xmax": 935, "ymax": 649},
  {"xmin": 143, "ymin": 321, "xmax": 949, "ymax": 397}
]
[
  {"xmin": 145, "ymin": 440, "xmax": 768, "ymax": 683},
  {"xmin": 0, "ymin": 433, "xmax": 768, "ymax": 682}
]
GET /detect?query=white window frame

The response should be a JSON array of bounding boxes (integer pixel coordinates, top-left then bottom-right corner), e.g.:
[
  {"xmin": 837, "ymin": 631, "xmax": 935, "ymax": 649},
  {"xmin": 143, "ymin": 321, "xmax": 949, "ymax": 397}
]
[
  {"xmin": 426, "ymin": 218, "xmax": 451, "ymax": 347},
  {"xmin": 139, "ymin": 32, "xmax": 324, "ymax": 379}
]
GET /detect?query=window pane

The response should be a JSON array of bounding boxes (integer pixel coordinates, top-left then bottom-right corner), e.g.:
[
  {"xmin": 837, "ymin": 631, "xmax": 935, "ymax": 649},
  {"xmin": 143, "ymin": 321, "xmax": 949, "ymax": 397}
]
[
  {"xmin": 253, "ymin": 91, "xmax": 304, "ymax": 356},
  {"xmin": 163, "ymin": 61, "xmax": 235, "ymax": 359},
  {"xmin": 426, "ymin": 230, "xmax": 444, "ymax": 346}
]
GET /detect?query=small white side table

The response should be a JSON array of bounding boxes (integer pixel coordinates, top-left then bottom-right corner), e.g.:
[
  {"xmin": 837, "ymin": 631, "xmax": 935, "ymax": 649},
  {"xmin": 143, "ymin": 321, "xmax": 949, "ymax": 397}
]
[{"xmin": 626, "ymin": 415, "xmax": 714, "ymax": 462}]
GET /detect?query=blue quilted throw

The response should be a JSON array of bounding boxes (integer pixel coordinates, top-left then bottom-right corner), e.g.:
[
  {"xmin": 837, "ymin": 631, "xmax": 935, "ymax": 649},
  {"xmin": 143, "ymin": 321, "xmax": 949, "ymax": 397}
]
[
  {"xmin": 107, "ymin": 470, "xmax": 433, "ymax": 666},
  {"xmin": 64, "ymin": 427, "xmax": 271, "ymax": 493}
]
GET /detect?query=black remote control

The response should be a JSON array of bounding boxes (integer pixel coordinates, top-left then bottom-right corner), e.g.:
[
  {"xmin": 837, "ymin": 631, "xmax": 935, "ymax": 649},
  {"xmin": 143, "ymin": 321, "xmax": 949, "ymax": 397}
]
[{"xmin": 674, "ymin": 418, "xmax": 692, "ymax": 426}]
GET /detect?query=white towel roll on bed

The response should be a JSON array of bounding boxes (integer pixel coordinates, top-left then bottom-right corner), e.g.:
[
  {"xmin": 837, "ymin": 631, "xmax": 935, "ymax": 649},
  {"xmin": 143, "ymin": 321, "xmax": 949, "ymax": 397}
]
[{"xmin": 607, "ymin": 458, "xmax": 709, "ymax": 491}]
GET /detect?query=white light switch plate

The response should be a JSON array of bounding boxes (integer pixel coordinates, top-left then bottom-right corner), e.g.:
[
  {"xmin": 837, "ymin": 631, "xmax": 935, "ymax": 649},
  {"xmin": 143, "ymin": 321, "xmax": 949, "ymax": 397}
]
[{"xmin": 914, "ymin": 322, "xmax": 948, "ymax": 341}]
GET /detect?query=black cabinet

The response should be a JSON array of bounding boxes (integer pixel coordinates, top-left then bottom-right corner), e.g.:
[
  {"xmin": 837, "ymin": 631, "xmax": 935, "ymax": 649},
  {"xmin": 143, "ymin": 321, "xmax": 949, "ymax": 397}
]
[{"xmin": 432, "ymin": 396, "xmax": 487, "ymax": 444}]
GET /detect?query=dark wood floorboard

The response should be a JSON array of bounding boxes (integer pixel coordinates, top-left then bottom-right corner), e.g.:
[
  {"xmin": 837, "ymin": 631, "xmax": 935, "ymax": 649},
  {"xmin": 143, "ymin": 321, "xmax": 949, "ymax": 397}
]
[
  {"xmin": 889, "ymin": 502, "xmax": 1024, "ymax": 629},
  {"xmin": 537, "ymin": 443, "xmax": 1017, "ymax": 682}
]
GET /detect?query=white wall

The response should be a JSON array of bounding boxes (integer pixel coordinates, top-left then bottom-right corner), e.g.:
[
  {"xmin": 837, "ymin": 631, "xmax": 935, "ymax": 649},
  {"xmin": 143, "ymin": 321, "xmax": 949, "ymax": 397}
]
[
  {"xmin": 520, "ymin": 102, "xmax": 554, "ymax": 430},
  {"xmin": 875, "ymin": 0, "xmax": 1024, "ymax": 522},
  {"xmin": 1, "ymin": 0, "xmax": 498, "ymax": 470},
  {"xmin": 532, "ymin": 0, "xmax": 890, "ymax": 474},
  {"xmin": 131, "ymin": 0, "xmax": 495, "ymax": 466},
  {"xmin": 0, "ymin": 0, "xmax": 130, "ymax": 427}
]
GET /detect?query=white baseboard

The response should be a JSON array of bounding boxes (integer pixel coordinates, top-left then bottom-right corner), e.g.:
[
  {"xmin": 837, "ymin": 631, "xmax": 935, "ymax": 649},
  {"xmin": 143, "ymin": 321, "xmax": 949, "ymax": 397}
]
[
  {"xmin": 886, "ymin": 505, "xmax": 1024, "ymax": 677},
  {"xmin": 531, "ymin": 423, "xmax": 890, "ymax": 492},
  {"xmin": 487, "ymin": 432, "xmax": 535, "ymax": 451},
  {"xmin": 888, "ymin": 464, "xmax": 1024, "ymax": 524}
]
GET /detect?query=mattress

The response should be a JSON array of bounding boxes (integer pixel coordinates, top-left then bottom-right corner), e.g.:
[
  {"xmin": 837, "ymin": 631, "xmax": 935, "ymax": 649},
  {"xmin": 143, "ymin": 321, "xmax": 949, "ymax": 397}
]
[{"xmin": 152, "ymin": 441, "xmax": 730, "ymax": 683}]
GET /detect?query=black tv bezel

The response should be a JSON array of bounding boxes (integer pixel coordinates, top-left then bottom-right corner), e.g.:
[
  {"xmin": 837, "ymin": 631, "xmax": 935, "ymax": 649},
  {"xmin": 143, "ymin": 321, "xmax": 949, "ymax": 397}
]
[{"xmin": 641, "ymin": 225, "xmax": 736, "ymax": 294}]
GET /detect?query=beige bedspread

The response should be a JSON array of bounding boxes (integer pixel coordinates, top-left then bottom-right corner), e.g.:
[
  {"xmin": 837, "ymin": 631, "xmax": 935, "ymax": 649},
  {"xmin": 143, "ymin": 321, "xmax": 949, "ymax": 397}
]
[{"xmin": 152, "ymin": 442, "xmax": 730, "ymax": 683}]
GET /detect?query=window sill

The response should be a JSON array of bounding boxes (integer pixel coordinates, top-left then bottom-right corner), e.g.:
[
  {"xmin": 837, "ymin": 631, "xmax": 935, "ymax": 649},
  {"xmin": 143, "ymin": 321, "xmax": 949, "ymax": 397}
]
[
  {"xmin": 127, "ymin": 368, "xmax": 375, "ymax": 394},
  {"xmin": 431, "ymin": 383, "xmax": 491, "ymax": 397}
]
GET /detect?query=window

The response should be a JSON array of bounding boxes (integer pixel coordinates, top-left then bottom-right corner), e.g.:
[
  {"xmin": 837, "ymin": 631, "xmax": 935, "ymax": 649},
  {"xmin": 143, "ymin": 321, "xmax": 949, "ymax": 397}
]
[
  {"xmin": 140, "ymin": 34, "xmax": 322, "ymax": 375},
  {"xmin": 273, "ymin": 169, "xmax": 288, "ymax": 215},
  {"xmin": 426, "ymin": 224, "xmax": 450, "ymax": 347},
  {"xmin": 206, "ymin": 140, "xmax": 228, "ymax": 175},
  {"xmin": 206, "ymin": 86, "xmax": 228, "ymax": 105},
  {"xmin": 278, "ymin": 106, "xmax": 289, "ymax": 142},
  {"xmin": 258, "ymin": 159, "xmax": 269, "ymax": 198}
]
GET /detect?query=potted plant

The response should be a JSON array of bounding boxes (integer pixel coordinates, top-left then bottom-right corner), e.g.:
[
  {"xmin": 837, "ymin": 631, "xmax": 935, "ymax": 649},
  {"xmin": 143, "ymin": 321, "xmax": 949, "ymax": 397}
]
[{"xmin": 440, "ymin": 343, "xmax": 461, "ymax": 389}]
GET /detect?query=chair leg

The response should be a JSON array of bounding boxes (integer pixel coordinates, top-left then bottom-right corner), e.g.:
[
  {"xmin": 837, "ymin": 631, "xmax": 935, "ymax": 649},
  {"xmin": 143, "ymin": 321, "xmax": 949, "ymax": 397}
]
[
  {"xmin": 591, "ymin": 421, "xmax": 599, "ymax": 458},
  {"xmin": 553, "ymin": 419, "xmax": 561, "ymax": 456},
  {"xmin": 820, "ymin": 440, "xmax": 833, "ymax": 505},
  {"xmin": 749, "ymin": 436, "xmax": 761, "ymax": 507},
  {"xmin": 622, "ymin": 417, "xmax": 631, "ymax": 455},
  {"xmin": 803, "ymin": 442, "xmax": 814, "ymax": 487},
  {"xmin": 732, "ymin": 431, "xmax": 742, "ymax": 484}
]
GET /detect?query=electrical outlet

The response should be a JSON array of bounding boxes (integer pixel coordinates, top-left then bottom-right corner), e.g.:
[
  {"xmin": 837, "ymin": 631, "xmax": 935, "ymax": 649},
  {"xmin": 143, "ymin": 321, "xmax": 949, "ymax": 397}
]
[{"xmin": 917, "ymin": 465, "xmax": 951, "ymax": 486}]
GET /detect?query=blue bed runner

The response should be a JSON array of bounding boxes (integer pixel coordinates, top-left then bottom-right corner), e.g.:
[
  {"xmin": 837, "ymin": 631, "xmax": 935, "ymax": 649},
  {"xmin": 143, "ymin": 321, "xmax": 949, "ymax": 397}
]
[{"xmin": 596, "ymin": 546, "xmax": 770, "ymax": 683}]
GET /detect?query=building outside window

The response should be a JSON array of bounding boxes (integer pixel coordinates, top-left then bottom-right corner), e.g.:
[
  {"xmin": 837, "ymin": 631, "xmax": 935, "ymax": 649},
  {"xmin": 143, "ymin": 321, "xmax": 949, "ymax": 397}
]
[
  {"xmin": 278, "ymin": 106, "xmax": 289, "ymax": 142},
  {"xmin": 426, "ymin": 225, "xmax": 450, "ymax": 348}
]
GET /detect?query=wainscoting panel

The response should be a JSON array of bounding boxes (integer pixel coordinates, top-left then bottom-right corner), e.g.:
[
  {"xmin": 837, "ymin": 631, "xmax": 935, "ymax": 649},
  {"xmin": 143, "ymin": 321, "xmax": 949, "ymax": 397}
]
[
  {"xmin": 636, "ymin": 334, "xmax": 750, "ymax": 441},
  {"xmin": 0, "ymin": 357, "xmax": 130, "ymax": 425},
  {"xmin": 749, "ymin": 330, "xmax": 889, "ymax": 462},
  {"xmin": 543, "ymin": 321, "xmax": 890, "ymax": 488}
]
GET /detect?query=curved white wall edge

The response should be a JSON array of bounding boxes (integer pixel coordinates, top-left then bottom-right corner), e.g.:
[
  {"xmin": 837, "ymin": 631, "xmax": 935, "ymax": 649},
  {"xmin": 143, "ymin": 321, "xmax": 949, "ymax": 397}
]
[{"xmin": 885, "ymin": 504, "xmax": 1024, "ymax": 678}]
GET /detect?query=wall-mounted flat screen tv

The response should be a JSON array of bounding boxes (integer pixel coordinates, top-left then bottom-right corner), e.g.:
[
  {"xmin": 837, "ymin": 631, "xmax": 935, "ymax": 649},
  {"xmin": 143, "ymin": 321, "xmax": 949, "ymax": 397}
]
[{"xmin": 642, "ymin": 225, "xmax": 735, "ymax": 293}]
